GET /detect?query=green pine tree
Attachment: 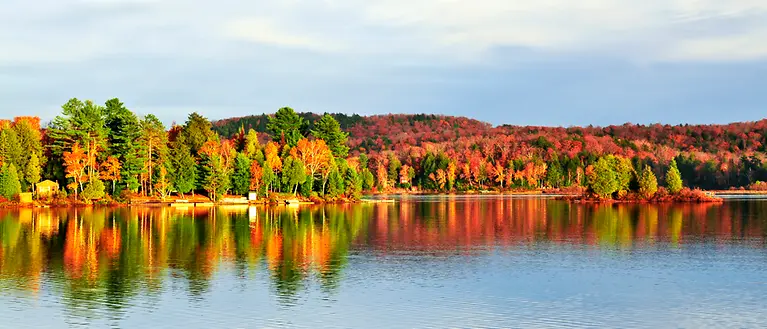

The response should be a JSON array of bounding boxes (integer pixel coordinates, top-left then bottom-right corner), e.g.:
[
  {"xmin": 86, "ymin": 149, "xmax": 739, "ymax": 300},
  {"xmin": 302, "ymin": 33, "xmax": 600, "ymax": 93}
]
[
  {"xmin": 326, "ymin": 168, "xmax": 343, "ymax": 198},
  {"xmin": 612, "ymin": 156, "xmax": 634, "ymax": 194},
  {"xmin": 361, "ymin": 169, "xmax": 375, "ymax": 191},
  {"xmin": 638, "ymin": 165, "xmax": 658, "ymax": 199},
  {"xmin": 267, "ymin": 107, "xmax": 305, "ymax": 147},
  {"xmin": 0, "ymin": 163, "xmax": 22, "ymax": 200},
  {"xmin": 345, "ymin": 167, "xmax": 362, "ymax": 199},
  {"xmin": 81, "ymin": 178, "xmax": 106, "ymax": 202},
  {"xmin": 230, "ymin": 152, "xmax": 252, "ymax": 195},
  {"xmin": 182, "ymin": 112, "xmax": 217, "ymax": 156},
  {"xmin": 0, "ymin": 128, "xmax": 22, "ymax": 168},
  {"xmin": 666, "ymin": 159, "xmax": 684, "ymax": 194},
  {"xmin": 25, "ymin": 152, "xmax": 41, "ymax": 190},
  {"xmin": 202, "ymin": 155, "xmax": 229, "ymax": 202},
  {"xmin": 168, "ymin": 138, "xmax": 198, "ymax": 197},
  {"xmin": 311, "ymin": 114, "xmax": 349, "ymax": 157}
]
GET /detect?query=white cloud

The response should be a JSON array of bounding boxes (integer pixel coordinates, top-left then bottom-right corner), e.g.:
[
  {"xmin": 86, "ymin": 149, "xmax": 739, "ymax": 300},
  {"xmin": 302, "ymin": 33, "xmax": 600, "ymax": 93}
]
[
  {"xmin": 222, "ymin": 18, "xmax": 342, "ymax": 52},
  {"xmin": 1, "ymin": 0, "xmax": 766, "ymax": 65}
]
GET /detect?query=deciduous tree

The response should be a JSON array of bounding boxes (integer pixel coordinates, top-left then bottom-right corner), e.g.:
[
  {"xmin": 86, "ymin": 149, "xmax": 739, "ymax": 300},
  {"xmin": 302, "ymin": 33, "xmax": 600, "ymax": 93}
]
[
  {"xmin": 281, "ymin": 156, "xmax": 306, "ymax": 195},
  {"xmin": 587, "ymin": 157, "xmax": 618, "ymax": 199},
  {"xmin": 100, "ymin": 156, "xmax": 121, "ymax": 195},
  {"xmin": 63, "ymin": 142, "xmax": 88, "ymax": 197}
]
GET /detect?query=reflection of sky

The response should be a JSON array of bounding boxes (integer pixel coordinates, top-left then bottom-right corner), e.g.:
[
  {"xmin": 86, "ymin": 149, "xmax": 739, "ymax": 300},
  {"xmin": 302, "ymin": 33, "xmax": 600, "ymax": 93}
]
[
  {"xmin": 2, "ymin": 1, "xmax": 767, "ymax": 126},
  {"xmin": 3, "ymin": 244, "xmax": 767, "ymax": 328}
]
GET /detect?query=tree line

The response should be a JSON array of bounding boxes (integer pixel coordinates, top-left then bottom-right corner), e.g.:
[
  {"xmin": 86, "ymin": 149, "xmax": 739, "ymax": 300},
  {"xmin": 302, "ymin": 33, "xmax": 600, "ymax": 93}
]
[
  {"xmin": 0, "ymin": 98, "xmax": 763, "ymax": 203},
  {"xmin": 0, "ymin": 100, "xmax": 366, "ymax": 202}
]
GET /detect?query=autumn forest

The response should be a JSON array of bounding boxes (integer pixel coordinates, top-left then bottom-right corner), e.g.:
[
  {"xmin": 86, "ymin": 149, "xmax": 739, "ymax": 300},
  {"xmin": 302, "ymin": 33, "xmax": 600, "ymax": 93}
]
[{"xmin": 1, "ymin": 98, "xmax": 767, "ymax": 204}]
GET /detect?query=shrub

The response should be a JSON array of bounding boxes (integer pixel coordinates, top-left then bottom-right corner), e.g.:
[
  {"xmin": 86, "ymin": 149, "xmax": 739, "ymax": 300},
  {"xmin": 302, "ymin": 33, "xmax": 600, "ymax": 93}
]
[{"xmin": 81, "ymin": 179, "xmax": 106, "ymax": 202}]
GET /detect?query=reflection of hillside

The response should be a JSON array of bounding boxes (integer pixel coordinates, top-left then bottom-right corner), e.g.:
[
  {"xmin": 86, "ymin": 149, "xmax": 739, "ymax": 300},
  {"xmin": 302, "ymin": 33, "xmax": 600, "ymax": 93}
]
[
  {"xmin": 0, "ymin": 200, "xmax": 765, "ymax": 312},
  {"xmin": 363, "ymin": 199, "xmax": 763, "ymax": 250}
]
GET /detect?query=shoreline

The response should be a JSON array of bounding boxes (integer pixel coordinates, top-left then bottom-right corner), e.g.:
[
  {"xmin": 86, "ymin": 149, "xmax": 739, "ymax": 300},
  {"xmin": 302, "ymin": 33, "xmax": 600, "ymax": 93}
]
[{"xmin": 6, "ymin": 189, "xmax": 767, "ymax": 209}]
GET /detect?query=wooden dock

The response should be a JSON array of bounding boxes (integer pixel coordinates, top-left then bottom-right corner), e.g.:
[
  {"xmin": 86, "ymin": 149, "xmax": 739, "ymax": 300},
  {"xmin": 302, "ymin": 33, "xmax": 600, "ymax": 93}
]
[
  {"xmin": 360, "ymin": 199, "xmax": 396, "ymax": 203},
  {"xmin": 285, "ymin": 199, "xmax": 314, "ymax": 205}
]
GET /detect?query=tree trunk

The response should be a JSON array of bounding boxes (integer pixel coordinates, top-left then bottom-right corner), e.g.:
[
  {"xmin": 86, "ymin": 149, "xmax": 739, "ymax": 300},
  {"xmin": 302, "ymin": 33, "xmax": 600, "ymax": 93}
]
[
  {"xmin": 147, "ymin": 141, "xmax": 153, "ymax": 196},
  {"xmin": 322, "ymin": 177, "xmax": 328, "ymax": 195}
]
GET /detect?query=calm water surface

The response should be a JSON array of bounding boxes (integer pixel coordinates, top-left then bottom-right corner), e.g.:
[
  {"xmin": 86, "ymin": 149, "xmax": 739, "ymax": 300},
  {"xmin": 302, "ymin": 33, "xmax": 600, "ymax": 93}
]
[{"xmin": 1, "ymin": 196, "xmax": 767, "ymax": 328}]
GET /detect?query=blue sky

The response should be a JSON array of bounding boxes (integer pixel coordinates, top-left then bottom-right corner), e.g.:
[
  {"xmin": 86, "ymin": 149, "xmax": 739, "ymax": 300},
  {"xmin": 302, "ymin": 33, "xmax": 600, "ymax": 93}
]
[{"xmin": 1, "ymin": 0, "xmax": 766, "ymax": 127}]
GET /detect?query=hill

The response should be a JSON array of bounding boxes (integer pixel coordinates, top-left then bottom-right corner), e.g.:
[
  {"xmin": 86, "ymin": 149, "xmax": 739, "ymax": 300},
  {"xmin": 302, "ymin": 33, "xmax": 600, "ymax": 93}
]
[{"xmin": 213, "ymin": 112, "xmax": 767, "ymax": 191}]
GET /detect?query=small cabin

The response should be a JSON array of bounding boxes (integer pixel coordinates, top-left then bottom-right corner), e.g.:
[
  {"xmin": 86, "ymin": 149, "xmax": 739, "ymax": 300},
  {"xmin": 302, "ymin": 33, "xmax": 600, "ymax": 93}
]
[{"xmin": 35, "ymin": 180, "xmax": 59, "ymax": 197}]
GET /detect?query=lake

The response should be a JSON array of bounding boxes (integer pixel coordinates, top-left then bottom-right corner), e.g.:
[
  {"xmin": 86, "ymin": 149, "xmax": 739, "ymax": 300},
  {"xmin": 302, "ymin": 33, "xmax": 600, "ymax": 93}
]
[{"xmin": 1, "ymin": 196, "xmax": 767, "ymax": 328}]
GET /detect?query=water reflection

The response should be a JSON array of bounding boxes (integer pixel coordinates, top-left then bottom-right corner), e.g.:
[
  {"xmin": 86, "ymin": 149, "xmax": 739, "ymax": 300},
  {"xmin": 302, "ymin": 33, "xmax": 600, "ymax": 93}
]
[{"xmin": 1, "ymin": 198, "xmax": 766, "ymax": 325}]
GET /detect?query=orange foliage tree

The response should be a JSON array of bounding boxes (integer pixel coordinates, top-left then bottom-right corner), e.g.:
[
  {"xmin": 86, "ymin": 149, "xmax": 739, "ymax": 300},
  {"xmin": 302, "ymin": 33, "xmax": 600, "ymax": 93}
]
[
  {"xmin": 63, "ymin": 142, "xmax": 88, "ymax": 197},
  {"xmin": 291, "ymin": 138, "xmax": 333, "ymax": 180},
  {"xmin": 100, "ymin": 156, "xmax": 121, "ymax": 195},
  {"xmin": 250, "ymin": 161, "xmax": 264, "ymax": 194}
]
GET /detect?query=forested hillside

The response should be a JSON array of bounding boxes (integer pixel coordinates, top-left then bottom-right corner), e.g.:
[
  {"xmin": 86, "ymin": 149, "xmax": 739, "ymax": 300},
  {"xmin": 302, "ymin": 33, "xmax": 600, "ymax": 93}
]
[
  {"xmin": 214, "ymin": 112, "xmax": 767, "ymax": 191},
  {"xmin": 0, "ymin": 99, "xmax": 764, "ymax": 205}
]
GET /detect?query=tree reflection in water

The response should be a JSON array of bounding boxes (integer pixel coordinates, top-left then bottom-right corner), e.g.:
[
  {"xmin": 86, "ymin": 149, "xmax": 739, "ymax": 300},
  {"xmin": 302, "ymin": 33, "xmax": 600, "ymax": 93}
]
[{"xmin": 1, "ymin": 198, "xmax": 766, "ymax": 320}]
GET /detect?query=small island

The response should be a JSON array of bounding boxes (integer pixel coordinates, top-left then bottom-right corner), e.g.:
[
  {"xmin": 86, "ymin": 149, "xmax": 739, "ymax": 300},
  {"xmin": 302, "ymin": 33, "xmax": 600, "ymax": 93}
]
[
  {"xmin": 561, "ymin": 156, "xmax": 723, "ymax": 203},
  {"xmin": 0, "ymin": 98, "xmax": 765, "ymax": 208}
]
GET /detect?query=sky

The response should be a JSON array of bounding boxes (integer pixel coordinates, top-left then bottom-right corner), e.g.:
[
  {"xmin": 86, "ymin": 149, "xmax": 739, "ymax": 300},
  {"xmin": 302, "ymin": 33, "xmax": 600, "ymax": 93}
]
[{"xmin": 1, "ymin": 0, "xmax": 766, "ymax": 127}]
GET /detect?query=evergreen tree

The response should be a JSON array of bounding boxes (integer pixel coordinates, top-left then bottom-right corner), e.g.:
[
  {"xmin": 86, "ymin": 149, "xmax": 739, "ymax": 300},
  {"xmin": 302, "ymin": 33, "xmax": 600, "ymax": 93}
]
[
  {"xmin": 81, "ymin": 178, "xmax": 106, "ymax": 202},
  {"xmin": 202, "ymin": 155, "xmax": 229, "ymax": 201},
  {"xmin": 358, "ymin": 153, "xmax": 369, "ymax": 171},
  {"xmin": 638, "ymin": 165, "xmax": 658, "ymax": 199},
  {"xmin": 0, "ymin": 163, "xmax": 22, "ymax": 200},
  {"xmin": 230, "ymin": 152, "xmax": 252, "ymax": 195},
  {"xmin": 168, "ymin": 136, "xmax": 197, "ymax": 197},
  {"xmin": 311, "ymin": 114, "xmax": 349, "ymax": 157},
  {"xmin": 48, "ymin": 98, "xmax": 108, "ymax": 182},
  {"xmin": 345, "ymin": 167, "xmax": 363, "ymax": 199},
  {"xmin": 104, "ymin": 98, "xmax": 144, "ymax": 192},
  {"xmin": 326, "ymin": 168, "xmax": 343, "ymax": 198},
  {"xmin": 0, "ymin": 128, "xmax": 22, "ymax": 168},
  {"xmin": 182, "ymin": 112, "xmax": 217, "ymax": 156},
  {"xmin": 267, "ymin": 107, "xmax": 305, "ymax": 147},
  {"xmin": 666, "ymin": 159, "xmax": 684, "ymax": 194},
  {"xmin": 612, "ymin": 156, "xmax": 634, "ymax": 194},
  {"xmin": 300, "ymin": 176, "xmax": 313, "ymax": 197},
  {"xmin": 545, "ymin": 158, "xmax": 563, "ymax": 188},
  {"xmin": 388, "ymin": 155, "xmax": 402, "ymax": 185},
  {"xmin": 587, "ymin": 157, "xmax": 618, "ymax": 198},
  {"xmin": 361, "ymin": 169, "xmax": 375, "ymax": 190},
  {"xmin": 13, "ymin": 118, "xmax": 45, "ymax": 181},
  {"xmin": 25, "ymin": 153, "xmax": 41, "ymax": 189}
]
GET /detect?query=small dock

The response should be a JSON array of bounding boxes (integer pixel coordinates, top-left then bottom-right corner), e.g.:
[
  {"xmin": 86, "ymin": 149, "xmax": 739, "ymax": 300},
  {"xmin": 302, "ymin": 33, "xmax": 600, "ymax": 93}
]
[
  {"xmin": 361, "ymin": 199, "xmax": 396, "ymax": 203},
  {"xmin": 285, "ymin": 199, "xmax": 314, "ymax": 205}
]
